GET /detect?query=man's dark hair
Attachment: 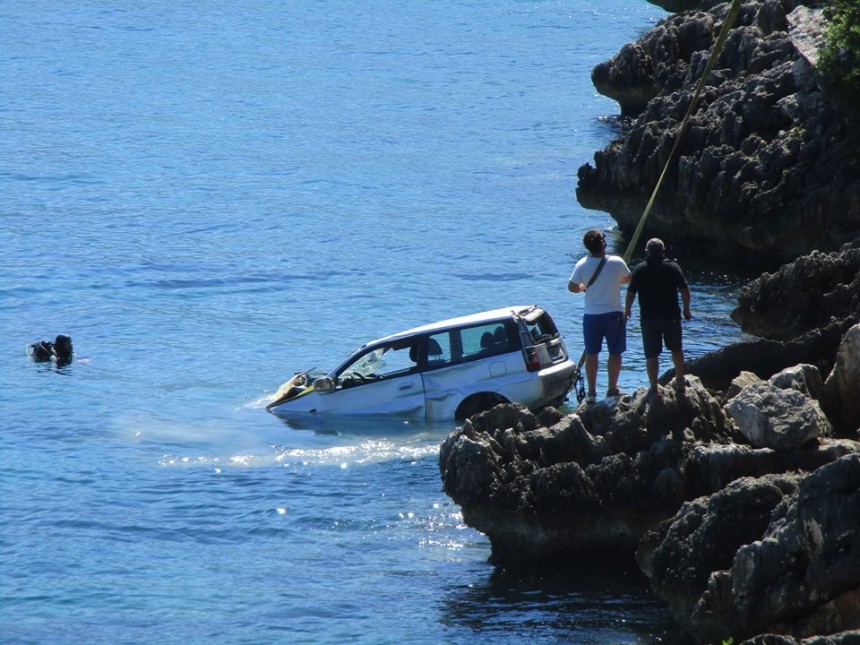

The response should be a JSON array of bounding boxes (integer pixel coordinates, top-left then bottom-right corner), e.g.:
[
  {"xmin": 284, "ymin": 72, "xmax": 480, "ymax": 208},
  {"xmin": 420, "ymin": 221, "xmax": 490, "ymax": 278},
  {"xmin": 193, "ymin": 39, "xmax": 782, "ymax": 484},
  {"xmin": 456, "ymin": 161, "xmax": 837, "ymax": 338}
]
[{"xmin": 583, "ymin": 229, "xmax": 605, "ymax": 255}]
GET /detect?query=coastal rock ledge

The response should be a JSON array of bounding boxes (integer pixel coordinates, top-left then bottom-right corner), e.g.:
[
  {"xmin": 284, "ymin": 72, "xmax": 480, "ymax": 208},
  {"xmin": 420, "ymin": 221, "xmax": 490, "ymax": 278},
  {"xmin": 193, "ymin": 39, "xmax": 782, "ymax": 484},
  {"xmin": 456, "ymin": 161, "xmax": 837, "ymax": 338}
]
[
  {"xmin": 439, "ymin": 388, "xmax": 860, "ymax": 643},
  {"xmin": 576, "ymin": 0, "xmax": 860, "ymax": 268},
  {"xmin": 440, "ymin": 243, "xmax": 860, "ymax": 642}
]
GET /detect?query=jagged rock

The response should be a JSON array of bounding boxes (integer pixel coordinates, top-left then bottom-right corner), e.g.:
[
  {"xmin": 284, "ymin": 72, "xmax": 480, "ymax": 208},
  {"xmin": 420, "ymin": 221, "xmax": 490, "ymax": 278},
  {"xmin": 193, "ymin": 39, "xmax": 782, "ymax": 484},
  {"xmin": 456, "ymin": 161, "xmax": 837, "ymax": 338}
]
[
  {"xmin": 577, "ymin": 3, "xmax": 860, "ymax": 267},
  {"xmin": 732, "ymin": 240, "xmax": 860, "ymax": 341},
  {"xmin": 686, "ymin": 317, "xmax": 856, "ymax": 392},
  {"xmin": 728, "ymin": 370, "xmax": 765, "ymax": 399},
  {"xmin": 438, "ymin": 383, "xmax": 858, "ymax": 565},
  {"xmin": 636, "ymin": 472, "xmax": 803, "ymax": 641},
  {"xmin": 768, "ymin": 363, "xmax": 824, "ymax": 401},
  {"xmin": 823, "ymin": 324, "xmax": 860, "ymax": 437},
  {"xmin": 636, "ymin": 454, "xmax": 860, "ymax": 643},
  {"xmin": 725, "ymin": 381, "xmax": 832, "ymax": 450},
  {"xmin": 681, "ymin": 241, "xmax": 860, "ymax": 402}
]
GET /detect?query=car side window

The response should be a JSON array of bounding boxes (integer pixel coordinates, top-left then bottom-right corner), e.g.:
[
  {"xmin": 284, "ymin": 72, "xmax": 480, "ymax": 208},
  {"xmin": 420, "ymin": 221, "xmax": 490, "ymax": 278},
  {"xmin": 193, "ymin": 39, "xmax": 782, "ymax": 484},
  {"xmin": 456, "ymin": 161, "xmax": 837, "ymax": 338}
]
[
  {"xmin": 426, "ymin": 332, "xmax": 452, "ymax": 367},
  {"xmin": 461, "ymin": 322, "xmax": 513, "ymax": 360},
  {"xmin": 375, "ymin": 343, "xmax": 420, "ymax": 377}
]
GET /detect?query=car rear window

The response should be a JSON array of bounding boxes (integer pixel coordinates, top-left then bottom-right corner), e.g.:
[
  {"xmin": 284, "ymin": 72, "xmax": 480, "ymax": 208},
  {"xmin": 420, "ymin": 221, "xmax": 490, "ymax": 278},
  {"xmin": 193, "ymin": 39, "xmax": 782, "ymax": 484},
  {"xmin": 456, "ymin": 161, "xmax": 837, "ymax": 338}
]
[{"xmin": 522, "ymin": 312, "xmax": 559, "ymax": 344}]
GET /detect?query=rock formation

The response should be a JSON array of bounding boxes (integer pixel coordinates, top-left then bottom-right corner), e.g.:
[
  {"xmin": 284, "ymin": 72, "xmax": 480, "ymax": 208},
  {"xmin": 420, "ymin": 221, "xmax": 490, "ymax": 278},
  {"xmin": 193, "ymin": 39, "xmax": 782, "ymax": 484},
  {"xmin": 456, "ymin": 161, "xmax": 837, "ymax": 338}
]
[
  {"xmin": 439, "ymin": 242, "xmax": 860, "ymax": 641},
  {"xmin": 576, "ymin": 1, "xmax": 860, "ymax": 269},
  {"xmin": 684, "ymin": 239, "xmax": 859, "ymax": 437},
  {"xmin": 439, "ymin": 385, "xmax": 860, "ymax": 641},
  {"xmin": 437, "ymin": 3, "xmax": 860, "ymax": 641},
  {"xmin": 636, "ymin": 455, "xmax": 860, "ymax": 643}
]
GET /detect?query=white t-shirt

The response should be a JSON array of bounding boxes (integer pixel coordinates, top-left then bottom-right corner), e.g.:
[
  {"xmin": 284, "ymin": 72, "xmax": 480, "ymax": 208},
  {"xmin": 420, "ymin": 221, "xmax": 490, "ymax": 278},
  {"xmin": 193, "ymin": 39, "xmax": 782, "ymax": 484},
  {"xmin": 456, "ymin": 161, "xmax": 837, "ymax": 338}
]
[{"xmin": 569, "ymin": 255, "xmax": 631, "ymax": 315}]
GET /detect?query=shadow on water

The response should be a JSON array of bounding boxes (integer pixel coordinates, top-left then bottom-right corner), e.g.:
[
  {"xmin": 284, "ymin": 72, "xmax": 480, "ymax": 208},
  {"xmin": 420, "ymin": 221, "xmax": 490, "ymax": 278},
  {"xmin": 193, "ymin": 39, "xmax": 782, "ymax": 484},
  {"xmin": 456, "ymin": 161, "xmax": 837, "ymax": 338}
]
[
  {"xmin": 273, "ymin": 412, "xmax": 457, "ymax": 438},
  {"xmin": 439, "ymin": 558, "xmax": 685, "ymax": 644}
]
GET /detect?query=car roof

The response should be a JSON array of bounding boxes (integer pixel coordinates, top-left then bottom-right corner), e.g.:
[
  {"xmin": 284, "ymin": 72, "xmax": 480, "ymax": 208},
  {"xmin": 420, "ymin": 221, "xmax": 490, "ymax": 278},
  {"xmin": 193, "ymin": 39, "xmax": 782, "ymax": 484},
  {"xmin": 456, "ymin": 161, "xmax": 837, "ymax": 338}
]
[{"xmin": 370, "ymin": 305, "xmax": 539, "ymax": 345}]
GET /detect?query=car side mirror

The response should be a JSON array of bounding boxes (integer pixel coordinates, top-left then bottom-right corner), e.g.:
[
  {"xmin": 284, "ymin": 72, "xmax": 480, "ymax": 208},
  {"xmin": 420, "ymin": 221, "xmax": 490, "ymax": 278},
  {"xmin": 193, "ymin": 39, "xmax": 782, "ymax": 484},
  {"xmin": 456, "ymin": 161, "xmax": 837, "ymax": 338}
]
[{"xmin": 313, "ymin": 377, "xmax": 335, "ymax": 393}]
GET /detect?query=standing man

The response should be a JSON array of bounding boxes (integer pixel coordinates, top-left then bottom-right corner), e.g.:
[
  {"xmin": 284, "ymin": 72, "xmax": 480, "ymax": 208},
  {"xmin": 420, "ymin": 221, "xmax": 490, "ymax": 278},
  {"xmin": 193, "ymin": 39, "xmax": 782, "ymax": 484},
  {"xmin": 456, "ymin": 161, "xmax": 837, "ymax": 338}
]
[
  {"xmin": 624, "ymin": 238, "xmax": 692, "ymax": 400},
  {"xmin": 568, "ymin": 229, "xmax": 631, "ymax": 403}
]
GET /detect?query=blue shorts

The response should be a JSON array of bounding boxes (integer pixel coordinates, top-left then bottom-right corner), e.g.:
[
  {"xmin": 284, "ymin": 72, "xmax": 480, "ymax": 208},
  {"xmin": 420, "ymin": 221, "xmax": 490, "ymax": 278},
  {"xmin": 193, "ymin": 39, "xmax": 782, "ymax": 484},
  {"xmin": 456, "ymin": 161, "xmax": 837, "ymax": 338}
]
[{"xmin": 583, "ymin": 311, "xmax": 626, "ymax": 355}]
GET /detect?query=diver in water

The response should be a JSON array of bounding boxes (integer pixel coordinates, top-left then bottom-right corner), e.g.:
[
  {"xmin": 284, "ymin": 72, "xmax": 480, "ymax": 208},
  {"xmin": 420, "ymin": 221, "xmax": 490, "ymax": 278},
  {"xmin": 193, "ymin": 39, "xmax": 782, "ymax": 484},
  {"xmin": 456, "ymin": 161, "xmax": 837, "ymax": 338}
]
[{"xmin": 28, "ymin": 334, "xmax": 74, "ymax": 367}]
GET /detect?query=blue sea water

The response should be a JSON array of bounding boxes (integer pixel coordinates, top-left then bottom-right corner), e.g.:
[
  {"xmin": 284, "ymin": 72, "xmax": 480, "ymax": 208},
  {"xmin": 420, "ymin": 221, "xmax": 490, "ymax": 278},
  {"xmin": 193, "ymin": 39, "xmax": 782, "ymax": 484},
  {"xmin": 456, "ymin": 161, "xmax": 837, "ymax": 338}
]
[{"xmin": 2, "ymin": 2, "xmax": 753, "ymax": 643}]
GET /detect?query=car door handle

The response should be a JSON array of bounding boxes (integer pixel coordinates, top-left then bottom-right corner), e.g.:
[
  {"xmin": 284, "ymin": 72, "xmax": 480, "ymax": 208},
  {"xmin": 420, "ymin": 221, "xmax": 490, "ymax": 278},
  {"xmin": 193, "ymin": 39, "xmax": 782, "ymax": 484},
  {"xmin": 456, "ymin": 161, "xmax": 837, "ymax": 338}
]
[{"xmin": 399, "ymin": 383, "xmax": 414, "ymax": 391}]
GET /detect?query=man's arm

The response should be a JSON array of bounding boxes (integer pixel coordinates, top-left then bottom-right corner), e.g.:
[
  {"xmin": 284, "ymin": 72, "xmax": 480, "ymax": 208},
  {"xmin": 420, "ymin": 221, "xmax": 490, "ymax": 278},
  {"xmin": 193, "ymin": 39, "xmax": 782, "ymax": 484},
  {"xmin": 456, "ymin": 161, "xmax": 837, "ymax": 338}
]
[
  {"xmin": 568, "ymin": 280, "xmax": 586, "ymax": 293},
  {"xmin": 618, "ymin": 258, "xmax": 632, "ymax": 284},
  {"xmin": 624, "ymin": 288, "xmax": 635, "ymax": 320},
  {"xmin": 680, "ymin": 286, "xmax": 692, "ymax": 320}
]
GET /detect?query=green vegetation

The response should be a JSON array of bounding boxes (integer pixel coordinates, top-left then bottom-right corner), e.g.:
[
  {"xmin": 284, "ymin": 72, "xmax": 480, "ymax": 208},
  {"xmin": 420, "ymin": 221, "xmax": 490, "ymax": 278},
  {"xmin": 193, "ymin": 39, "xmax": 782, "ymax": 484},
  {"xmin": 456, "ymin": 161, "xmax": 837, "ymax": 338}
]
[{"xmin": 819, "ymin": 0, "xmax": 860, "ymax": 103}]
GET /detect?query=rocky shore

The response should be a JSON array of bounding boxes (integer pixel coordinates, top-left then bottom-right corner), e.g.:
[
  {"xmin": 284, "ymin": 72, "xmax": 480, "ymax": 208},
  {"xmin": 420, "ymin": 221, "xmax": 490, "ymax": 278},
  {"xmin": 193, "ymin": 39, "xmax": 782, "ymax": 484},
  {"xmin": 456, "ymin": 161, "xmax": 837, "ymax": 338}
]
[
  {"xmin": 439, "ymin": 242, "xmax": 859, "ymax": 642},
  {"xmin": 576, "ymin": 0, "xmax": 860, "ymax": 269},
  {"xmin": 439, "ymin": 2, "xmax": 860, "ymax": 642}
]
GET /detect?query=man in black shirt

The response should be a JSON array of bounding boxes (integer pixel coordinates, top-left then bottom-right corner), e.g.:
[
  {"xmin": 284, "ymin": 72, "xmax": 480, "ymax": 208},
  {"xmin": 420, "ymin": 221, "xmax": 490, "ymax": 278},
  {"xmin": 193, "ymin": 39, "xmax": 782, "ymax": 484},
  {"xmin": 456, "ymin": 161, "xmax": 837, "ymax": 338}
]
[{"xmin": 624, "ymin": 238, "xmax": 692, "ymax": 399}]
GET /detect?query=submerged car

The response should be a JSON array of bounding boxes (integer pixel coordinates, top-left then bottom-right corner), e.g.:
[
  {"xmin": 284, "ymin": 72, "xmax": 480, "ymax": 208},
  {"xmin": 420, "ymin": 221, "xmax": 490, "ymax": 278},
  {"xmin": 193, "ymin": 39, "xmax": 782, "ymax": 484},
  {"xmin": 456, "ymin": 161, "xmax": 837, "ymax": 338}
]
[{"xmin": 266, "ymin": 305, "xmax": 577, "ymax": 422}]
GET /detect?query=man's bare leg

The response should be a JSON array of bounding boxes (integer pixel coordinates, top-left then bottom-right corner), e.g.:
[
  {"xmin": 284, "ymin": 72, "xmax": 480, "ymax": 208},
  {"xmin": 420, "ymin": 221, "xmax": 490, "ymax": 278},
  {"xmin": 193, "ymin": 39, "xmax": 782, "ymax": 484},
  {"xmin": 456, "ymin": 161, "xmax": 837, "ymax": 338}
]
[{"xmin": 607, "ymin": 353, "xmax": 622, "ymax": 394}]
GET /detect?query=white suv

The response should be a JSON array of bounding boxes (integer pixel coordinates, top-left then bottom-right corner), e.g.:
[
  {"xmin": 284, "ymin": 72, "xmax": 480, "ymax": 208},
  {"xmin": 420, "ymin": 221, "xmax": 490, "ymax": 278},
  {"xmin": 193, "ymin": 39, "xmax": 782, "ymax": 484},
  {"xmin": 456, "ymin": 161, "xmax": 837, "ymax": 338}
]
[{"xmin": 266, "ymin": 305, "xmax": 576, "ymax": 422}]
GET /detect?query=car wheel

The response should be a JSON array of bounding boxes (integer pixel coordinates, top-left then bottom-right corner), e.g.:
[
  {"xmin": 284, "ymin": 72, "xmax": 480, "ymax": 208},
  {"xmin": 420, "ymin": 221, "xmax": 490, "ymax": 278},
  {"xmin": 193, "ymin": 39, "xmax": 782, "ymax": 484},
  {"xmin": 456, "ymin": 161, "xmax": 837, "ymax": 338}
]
[{"xmin": 454, "ymin": 393, "xmax": 508, "ymax": 423}]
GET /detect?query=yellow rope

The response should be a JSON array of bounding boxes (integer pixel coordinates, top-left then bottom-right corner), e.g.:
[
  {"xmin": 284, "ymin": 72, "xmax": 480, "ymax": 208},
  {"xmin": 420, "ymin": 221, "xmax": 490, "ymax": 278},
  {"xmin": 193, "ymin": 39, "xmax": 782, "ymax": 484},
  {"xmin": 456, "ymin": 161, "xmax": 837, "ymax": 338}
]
[{"xmin": 622, "ymin": 0, "xmax": 743, "ymax": 265}]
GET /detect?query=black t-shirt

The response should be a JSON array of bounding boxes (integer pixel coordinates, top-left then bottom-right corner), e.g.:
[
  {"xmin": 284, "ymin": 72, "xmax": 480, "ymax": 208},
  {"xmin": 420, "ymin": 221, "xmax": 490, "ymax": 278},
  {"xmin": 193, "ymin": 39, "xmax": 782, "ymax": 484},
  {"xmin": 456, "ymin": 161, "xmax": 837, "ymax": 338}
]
[{"xmin": 628, "ymin": 258, "xmax": 688, "ymax": 321}]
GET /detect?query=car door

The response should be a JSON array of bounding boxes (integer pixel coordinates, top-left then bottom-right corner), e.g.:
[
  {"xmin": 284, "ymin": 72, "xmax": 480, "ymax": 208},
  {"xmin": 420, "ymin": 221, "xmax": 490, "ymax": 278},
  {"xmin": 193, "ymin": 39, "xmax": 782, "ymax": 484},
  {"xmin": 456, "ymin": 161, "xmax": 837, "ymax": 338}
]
[{"xmin": 318, "ymin": 341, "xmax": 426, "ymax": 417}]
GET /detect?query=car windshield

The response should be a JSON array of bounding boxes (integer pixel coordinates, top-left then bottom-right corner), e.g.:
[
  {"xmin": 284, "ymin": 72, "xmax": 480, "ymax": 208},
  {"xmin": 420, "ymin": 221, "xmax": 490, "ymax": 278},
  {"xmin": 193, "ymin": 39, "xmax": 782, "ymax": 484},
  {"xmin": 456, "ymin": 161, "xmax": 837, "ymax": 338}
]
[
  {"xmin": 342, "ymin": 347, "xmax": 385, "ymax": 378},
  {"xmin": 338, "ymin": 341, "xmax": 417, "ymax": 382}
]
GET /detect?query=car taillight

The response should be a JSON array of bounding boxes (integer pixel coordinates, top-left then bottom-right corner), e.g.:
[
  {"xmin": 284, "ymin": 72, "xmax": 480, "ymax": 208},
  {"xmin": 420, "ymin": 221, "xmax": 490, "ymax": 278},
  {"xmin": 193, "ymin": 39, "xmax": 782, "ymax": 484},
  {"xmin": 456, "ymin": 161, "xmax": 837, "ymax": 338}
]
[{"xmin": 524, "ymin": 347, "xmax": 542, "ymax": 372}]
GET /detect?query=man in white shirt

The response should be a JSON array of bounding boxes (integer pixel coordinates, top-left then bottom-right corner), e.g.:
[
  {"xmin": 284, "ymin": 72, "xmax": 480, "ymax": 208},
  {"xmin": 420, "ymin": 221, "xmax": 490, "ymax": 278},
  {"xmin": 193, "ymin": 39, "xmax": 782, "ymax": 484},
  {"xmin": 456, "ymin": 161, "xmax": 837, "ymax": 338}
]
[{"xmin": 568, "ymin": 229, "xmax": 631, "ymax": 403}]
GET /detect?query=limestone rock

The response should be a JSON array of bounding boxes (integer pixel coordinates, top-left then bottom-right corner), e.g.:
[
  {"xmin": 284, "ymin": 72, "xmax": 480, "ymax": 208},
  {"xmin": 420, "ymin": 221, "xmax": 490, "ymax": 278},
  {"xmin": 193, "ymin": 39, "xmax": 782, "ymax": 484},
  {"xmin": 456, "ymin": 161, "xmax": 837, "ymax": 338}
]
[
  {"xmin": 725, "ymin": 381, "xmax": 832, "ymax": 450},
  {"xmin": 731, "ymin": 240, "xmax": 860, "ymax": 341},
  {"xmin": 438, "ymin": 383, "xmax": 857, "ymax": 564},
  {"xmin": 768, "ymin": 363, "xmax": 824, "ymax": 401},
  {"xmin": 823, "ymin": 324, "xmax": 860, "ymax": 437},
  {"xmin": 577, "ymin": 4, "xmax": 860, "ymax": 267},
  {"xmin": 686, "ymin": 317, "xmax": 856, "ymax": 392},
  {"xmin": 728, "ymin": 370, "xmax": 765, "ymax": 399},
  {"xmin": 637, "ymin": 454, "xmax": 860, "ymax": 643}
]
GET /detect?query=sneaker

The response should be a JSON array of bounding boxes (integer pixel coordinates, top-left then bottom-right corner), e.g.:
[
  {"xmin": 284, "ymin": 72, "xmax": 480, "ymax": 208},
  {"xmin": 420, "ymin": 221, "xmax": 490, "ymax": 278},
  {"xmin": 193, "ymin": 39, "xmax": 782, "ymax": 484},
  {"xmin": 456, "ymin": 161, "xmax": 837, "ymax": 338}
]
[
  {"xmin": 606, "ymin": 388, "xmax": 623, "ymax": 398},
  {"xmin": 585, "ymin": 391, "xmax": 597, "ymax": 404},
  {"xmin": 647, "ymin": 386, "xmax": 663, "ymax": 403}
]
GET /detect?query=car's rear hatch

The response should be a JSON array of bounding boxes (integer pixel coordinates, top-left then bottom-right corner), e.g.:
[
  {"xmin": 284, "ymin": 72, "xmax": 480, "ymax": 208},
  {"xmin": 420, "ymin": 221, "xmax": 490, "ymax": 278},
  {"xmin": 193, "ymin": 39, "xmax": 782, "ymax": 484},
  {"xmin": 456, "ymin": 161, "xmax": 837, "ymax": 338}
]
[{"xmin": 515, "ymin": 306, "xmax": 570, "ymax": 371}]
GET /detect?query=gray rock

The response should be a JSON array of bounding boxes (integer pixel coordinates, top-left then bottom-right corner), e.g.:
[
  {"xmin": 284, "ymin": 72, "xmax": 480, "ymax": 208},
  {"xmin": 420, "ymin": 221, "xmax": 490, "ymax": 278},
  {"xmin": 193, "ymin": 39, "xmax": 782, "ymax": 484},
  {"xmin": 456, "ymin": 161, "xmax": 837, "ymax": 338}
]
[
  {"xmin": 728, "ymin": 370, "xmax": 765, "ymax": 400},
  {"xmin": 768, "ymin": 363, "xmax": 824, "ymax": 401},
  {"xmin": 731, "ymin": 241, "xmax": 860, "ymax": 341},
  {"xmin": 577, "ymin": 4, "xmax": 860, "ymax": 267},
  {"xmin": 637, "ymin": 454, "xmax": 860, "ymax": 643},
  {"xmin": 439, "ymin": 383, "xmax": 856, "ymax": 563},
  {"xmin": 725, "ymin": 381, "xmax": 832, "ymax": 450},
  {"xmin": 823, "ymin": 324, "xmax": 860, "ymax": 437}
]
